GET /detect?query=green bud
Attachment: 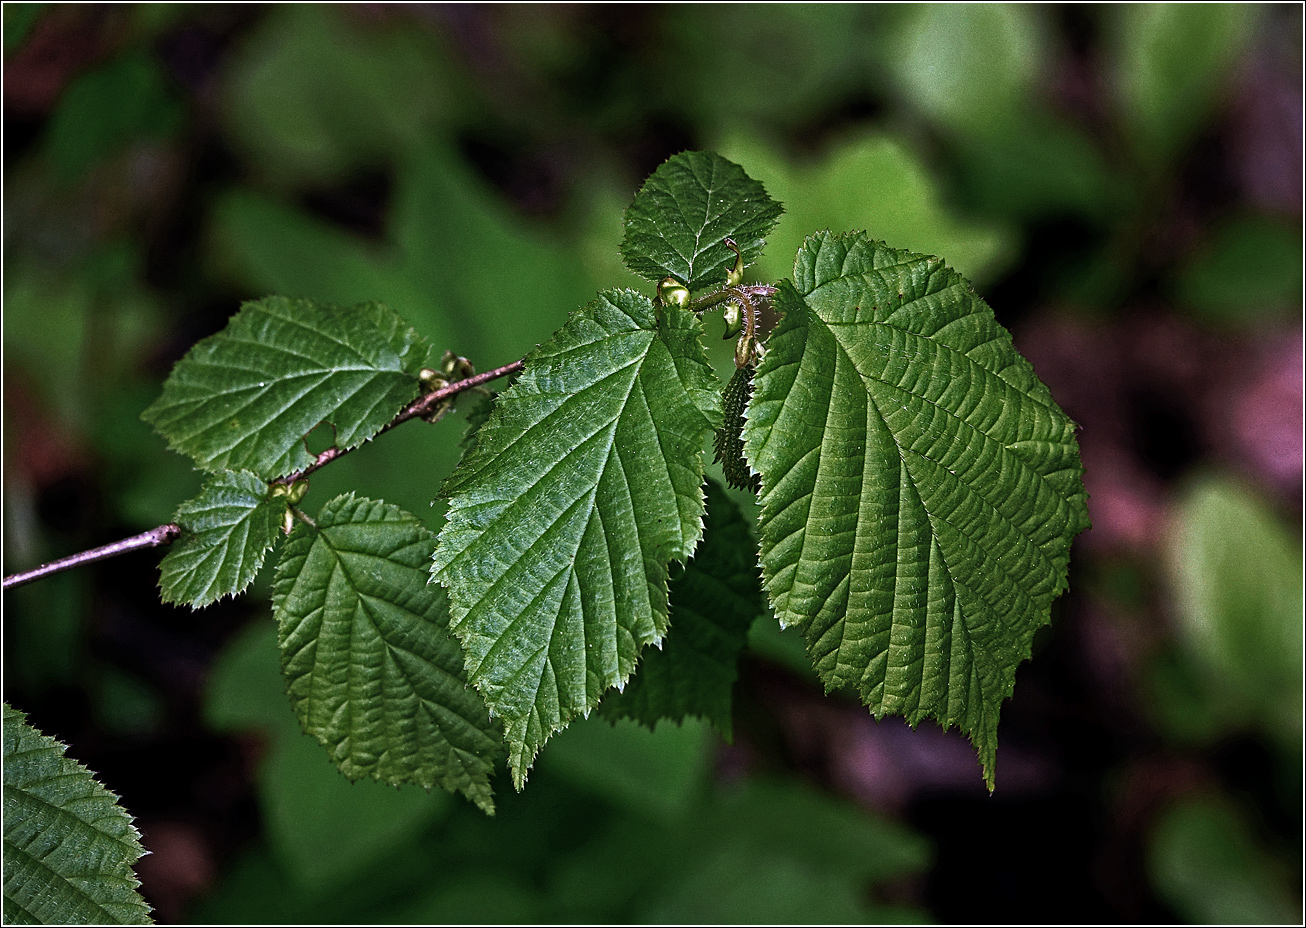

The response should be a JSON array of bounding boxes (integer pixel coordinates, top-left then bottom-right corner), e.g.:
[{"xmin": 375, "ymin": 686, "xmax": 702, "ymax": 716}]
[
  {"xmin": 268, "ymin": 483, "xmax": 291, "ymax": 499},
  {"xmin": 419, "ymin": 368, "xmax": 446, "ymax": 391},
  {"xmin": 281, "ymin": 508, "xmax": 297, "ymax": 536},
  {"xmin": 658, "ymin": 276, "xmax": 690, "ymax": 308},
  {"xmin": 285, "ymin": 479, "xmax": 309, "ymax": 506},
  {"xmin": 724, "ymin": 237, "xmax": 744, "ymax": 288},
  {"xmin": 440, "ymin": 350, "xmax": 475, "ymax": 380},
  {"xmin": 722, "ymin": 301, "xmax": 743, "ymax": 339}
]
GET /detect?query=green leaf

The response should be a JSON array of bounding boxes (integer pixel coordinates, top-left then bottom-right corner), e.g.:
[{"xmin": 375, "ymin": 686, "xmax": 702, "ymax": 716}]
[
  {"xmin": 600, "ymin": 479, "xmax": 763, "ymax": 739},
  {"xmin": 717, "ymin": 131, "xmax": 1011, "ymax": 287},
  {"xmin": 274, "ymin": 494, "xmax": 501, "ymax": 813},
  {"xmin": 432, "ymin": 290, "xmax": 721, "ymax": 787},
  {"xmin": 3, "ymin": 704, "xmax": 152, "ymax": 925},
  {"xmin": 1173, "ymin": 215, "xmax": 1304, "ymax": 324},
  {"xmin": 620, "ymin": 151, "xmax": 783, "ymax": 291},
  {"xmin": 142, "ymin": 296, "xmax": 429, "ymax": 478},
  {"xmin": 1114, "ymin": 3, "xmax": 1258, "ymax": 165},
  {"xmin": 744, "ymin": 232, "xmax": 1088, "ymax": 787},
  {"xmin": 1163, "ymin": 475, "xmax": 1302, "ymax": 742},
  {"xmin": 1148, "ymin": 794, "xmax": 1302, "ymax": 925},
  {"xmin": 159, "ymin": 470, "xmax": 287, "ymax": 608}
]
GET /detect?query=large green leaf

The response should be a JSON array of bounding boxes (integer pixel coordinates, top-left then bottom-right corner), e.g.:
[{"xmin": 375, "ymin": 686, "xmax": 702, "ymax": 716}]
[
  {"xmin": 142, "ymin": 296, "xmax": 429, "ymax": 478},
  {"xmin": 620, "ymin": 151, "xmax": 783, "ymax": 291},
  {"xmin": 744, "ymin": 232, "xmax": 1088, "ymax": 786},
  {"xmin": 274, "ymin": 494, "xmax": 501, "ymax": 813},
  {"xmin": 432, "ymin": 290, "xmax": 721, "ymax": 787},
  {"xmin": 159, "ymin": 470, "xmax": 287, "ymax": 608},
  {"xmin": 600, "ymin": 479, "xmax": 764, "ymax": 739},
  {"xmin": 3, "ymin": 704, "xmax": 152, "ymax": 925}
]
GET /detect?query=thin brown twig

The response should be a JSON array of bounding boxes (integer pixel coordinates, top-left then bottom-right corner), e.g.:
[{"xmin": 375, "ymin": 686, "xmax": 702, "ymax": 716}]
[
  {"xmin": 3, "ymin": 357, "xmax": 526, "ymax": 592},
  {"xmin": 2, "ymin": 524, "xmax": 183, "ymax": 591}
]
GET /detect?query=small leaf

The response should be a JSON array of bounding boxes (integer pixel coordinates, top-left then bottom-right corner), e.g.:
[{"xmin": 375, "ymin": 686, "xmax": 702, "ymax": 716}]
[
  {"xmin": 274, "ymin": 494, "xmax": 501, "ymax": 813},
  {"xmin": 620, "ymin": 151, "xmax": 783, "ymax": 292},
  {"xmin": 142, "ymin": 296, "xmax": 430, "ymax": 478},
  {"xmin": 600, "ymin": 479, "xmax": 764, "ymax": 739},
  {"xmin": 159, "ymin": 470, "xmax": 287, "ymax": 608},
  {"xmin": 432, "ymin": 289, "xmax": 721, "ymax": 787},
  {"xmin": 3, "ymin": 703, "xmax": 152, "ymax": 925},
  {"xmin": 744, "ymin": 232, "xmax": 1088, "ymax": 787}
]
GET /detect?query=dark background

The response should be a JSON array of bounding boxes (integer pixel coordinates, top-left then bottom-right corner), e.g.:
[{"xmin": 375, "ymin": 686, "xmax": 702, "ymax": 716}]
[{"xmin": 3, "ymin": 4, "xmax": 1301, "ymax": 923}]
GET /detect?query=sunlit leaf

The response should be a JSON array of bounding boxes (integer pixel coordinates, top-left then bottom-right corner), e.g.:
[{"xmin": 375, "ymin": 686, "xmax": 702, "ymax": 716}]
[
  {"xmin": 620, "ymin": 151, "xmax": 783, "ymax": 291},
  {"xmin": 744, "ymin": 232, "xmax": 1088, "ymax": 786},
  {"xmin": 274, "ymin": 494, "xmax": 501, "ymax": 813},
  {"xmin": 142, "ymin": 296, "xmax": 429, "ymax": 478},
  {"xmin": 432, "ymin": 290, "xmax": 721, "ymax": 787},
  {"xmin": 2, "ymin": 704, "xmax": 152, "ymax": 925}
]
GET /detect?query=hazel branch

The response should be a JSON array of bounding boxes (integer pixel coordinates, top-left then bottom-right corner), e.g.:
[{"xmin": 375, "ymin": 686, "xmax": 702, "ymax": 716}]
[{"xmin": 3, "ymin": 356, "xmax": 526, "ymax": 592}]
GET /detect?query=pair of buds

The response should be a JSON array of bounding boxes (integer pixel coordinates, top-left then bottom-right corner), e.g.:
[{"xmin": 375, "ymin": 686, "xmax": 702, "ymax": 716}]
[{"xmin": 658, "ymin": 238, "xmax": 769, "ymax": 369}]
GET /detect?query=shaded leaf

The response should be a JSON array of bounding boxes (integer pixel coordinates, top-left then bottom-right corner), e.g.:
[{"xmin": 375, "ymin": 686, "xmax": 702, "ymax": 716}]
[
  {"xmin": 432, "ymin": 290, "xmax": 721, "ymax": 787},
  {"xmin": 744, "ymin": 232, "xmax": 1088, "ymax": 786},
  {"xmin": 620, "ymin": 151, "xmax": 783, "ymax": 291},
  {"xmin": 3, "ymin": 704, "xmax": 152, "ymax": 925},
  {"xmin": 142, "ymin": 296, "xmax": 429, "ymax": 478},
  {"xmin": 600, "ymin": 480, "xmax": 764, "ymax": 738},
  {"xmin": 159, "ymin": 470, "xmax": 287, "ymax": 608},
  {"xmin": 274, "ymin": 494, "xmax": 501, "ymax": 813}
]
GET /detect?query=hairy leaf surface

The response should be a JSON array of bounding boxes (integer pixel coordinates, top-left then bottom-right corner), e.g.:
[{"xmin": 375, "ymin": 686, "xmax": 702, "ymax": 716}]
[
  {"xmin": 274, "ymin": 494, "xmax": 501, "ymax": 813},
  {"xmin": 744, "ymin": 232, "xmax": 1089, "ymax": 785},
  {"xmin": 432, "ymin": 290, "xmax": 721, "ymax": 787},
  {"xmin": 600, "ymin": 479, "xmax": 764, "ymax": 739},
  {"xmin": 621, "ymin": 151, "xmax": 783, "ymax": 291},
  {"xmin": 159, "ymin": 470, "xmax": 287, "ymax": 608},
  {"xmin": 3, "ymin": 704, "xmax": 152, "ymax": 925},
  {"xmin": 142, "ymin": 296, "xmax": 429, "ymax": 477}
]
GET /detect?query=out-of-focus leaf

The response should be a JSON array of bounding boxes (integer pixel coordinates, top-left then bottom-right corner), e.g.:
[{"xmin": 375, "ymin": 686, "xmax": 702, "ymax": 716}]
[
  {"xmin": 661, "ymin": 5, "xmax": 873, "ymax": 129},
  {"xmin": 432, "ymin": 291, "xmax": 721, "ymax": 787},
  {"xmin": 600, "ymin": 479, "xmax": 763, "ymax": 739},
  {"xmin": 535, "ymin": 716, "xmax": 712, "ymax": 823},
  {"xmin": 1113, "ymin": 4, "xmax": 1258, "ymax": 165},
  {"xmin": 744, "ymin": 232, "xmax": 1089, "ymax": 786},
  {"xmin": 1163, "ymin": 475, "xmax": 1303, "ymax": 741},
  {"xmin": 142, "ymin": 296, "xmax": 429, "ymax": 477},
  {"xmin": 1174, "ymin": 215, "xmax": 1304, "ymax": 323},
  {"xmin": 219, "ymin": 4, "xmax": 460, "ymax": 187},
  {"xmin": 274, "ymin": 494, "xmax": 501, "ymax": 812},
  {"xmin": 2, "ymin": 704, "xmax": 152, "ymax": 925},
  {"xmin": 3, "ymin": 3, "xmax": 45, "ymax": 56},
  {"xmin": 210, "ymin": 143, "xmax": 596, "ymax": 372},
  {"xmin": 951, "ymin": 113, "xmax": 1124, "ymax": 224},
  {"xmin": 620, "ymin": 151, "xmax": 783, "ymax": 292},
  {"xmin": 638, "ymin": 778, "xmax": 930, "ymax": 924},
  {"xmin": 159, "ymin": 470, "xmax": 287, "ymax": 608},
  {"xmin": 718, "ymin": 131, "xmax": 1011, "ymax": 286},
  {"xmin": 206, "ymin": 621, "xmax": 450, "ymax": 891},
  {"xmin": 892, "ymin": 3, "xmax": 1043, "ymax": 136},
  {"xmin": 45, "ymin": 52, "xmax": 183, "ymax": 182},
  {"xmin": 1149, "ymin": 794, "xmax": 1301, "ymax": 925}
]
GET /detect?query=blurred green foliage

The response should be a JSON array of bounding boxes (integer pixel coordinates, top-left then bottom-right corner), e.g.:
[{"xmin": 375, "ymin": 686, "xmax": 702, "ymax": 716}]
[
  {"xmin": 199, "ymin": 622, "xmax": 928, "ymax": 923},
  {"xmin": 1149, "ymin": 794, "xmax": 1301, "ymax": 925},
  {"xmin": 2, "ymin": 3, "xmax": 1300, "ymax": 923}
]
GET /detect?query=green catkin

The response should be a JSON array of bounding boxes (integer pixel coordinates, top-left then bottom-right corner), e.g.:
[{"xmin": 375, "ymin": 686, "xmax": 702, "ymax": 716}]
[{"xmin": 714, "ymin": 365, "xmax": 760, "ymax": 493}]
